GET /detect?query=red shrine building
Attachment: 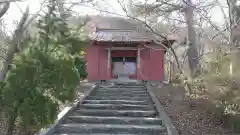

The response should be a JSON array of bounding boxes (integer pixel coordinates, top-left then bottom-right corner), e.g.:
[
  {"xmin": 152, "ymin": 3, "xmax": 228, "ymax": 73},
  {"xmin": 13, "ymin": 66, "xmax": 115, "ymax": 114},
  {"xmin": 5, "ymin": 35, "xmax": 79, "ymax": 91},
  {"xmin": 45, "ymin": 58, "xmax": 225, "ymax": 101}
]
[{"xmin": 84, "ymin": 16, "xmax": 175, "ymax": 82}]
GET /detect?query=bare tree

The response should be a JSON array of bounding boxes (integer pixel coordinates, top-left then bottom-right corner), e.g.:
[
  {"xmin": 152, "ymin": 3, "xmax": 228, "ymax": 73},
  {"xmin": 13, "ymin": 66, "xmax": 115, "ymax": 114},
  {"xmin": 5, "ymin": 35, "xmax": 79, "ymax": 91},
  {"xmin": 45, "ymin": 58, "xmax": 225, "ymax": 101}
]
[
  {"xmin": 125, "ymin": 0, "xmax": 200, "ymax": 77},
  {"xmin": 182, "ymin": 0, "xmax": 199, "ymax": 77},
  {"xmin": 225, "ymin": 0, "xmax": 240, "ymax": 77},
  {"xmin": 227, "ymin": 0, "xmax": 240, "ymax": 47}
]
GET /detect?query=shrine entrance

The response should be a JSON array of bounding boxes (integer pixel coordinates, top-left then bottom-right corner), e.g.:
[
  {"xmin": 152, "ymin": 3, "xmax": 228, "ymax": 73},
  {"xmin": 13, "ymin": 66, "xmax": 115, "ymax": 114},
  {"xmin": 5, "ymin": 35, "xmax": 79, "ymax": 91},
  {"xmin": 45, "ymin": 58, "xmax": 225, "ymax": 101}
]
[{"xmin": 111, "ymin": 50, "xmax": 137, "ymax": 79}]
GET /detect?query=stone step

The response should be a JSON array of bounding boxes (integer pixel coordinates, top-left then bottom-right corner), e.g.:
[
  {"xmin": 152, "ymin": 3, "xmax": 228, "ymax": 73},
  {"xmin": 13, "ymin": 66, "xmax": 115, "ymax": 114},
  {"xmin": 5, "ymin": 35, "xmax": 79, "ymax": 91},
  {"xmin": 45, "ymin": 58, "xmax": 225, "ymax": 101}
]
[
  {"xmin": 78, "ymin": 104, "xmax": 155, "ymax": 110},
  {"xmin": 116, "ymin": 86, "xmax": 146, "ymax": 88},
  {"xmin": 73, "ymin": 109, "xmax": 157, "ymax": 117},
  {"xmin": 96, "ymin": 90, "xmax": 146, "ymax": 92},
  {"xmin": 114, "ymin": 84, "xmax": 145, "ymax": 87},
  {"xmin": 53, "ymin": 133, "xmax": 154, "ymax": 135},
  {"xmin": 98, "ymin": 88, "xmax": 146, "ymax": 91},
  {"xmin": 55, "ymin": 123, "xmax": 166, "ymax": 134},
  {"xmin": 89, "ymin": 93, "xmax": 150, "ymax": 97},
  {"xmin": 93, "ymin": 90, "xmax": 148, "ymax": 94},
  {"xmin": 66, "ymin": 115, "xmax": 163, "ymax": 125},
  {"xmin": 86, "ymin": 96, "xmax": 152, "ymax": 101},
  {"xmin": 46, "ymin": 83, "xmax": 169, "ymax": 135},
  {"xmin": 83, "ymin": 100, "xmax": 152, "ymax": 105}
]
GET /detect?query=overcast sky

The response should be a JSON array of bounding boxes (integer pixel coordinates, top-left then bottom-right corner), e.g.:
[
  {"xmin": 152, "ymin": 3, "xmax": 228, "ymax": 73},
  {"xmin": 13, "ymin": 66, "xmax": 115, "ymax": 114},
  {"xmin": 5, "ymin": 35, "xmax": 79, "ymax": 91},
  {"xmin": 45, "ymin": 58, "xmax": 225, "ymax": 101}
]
[{"xmin": 1, "ymin": 0, "xmax": 227, "ymax": 34}]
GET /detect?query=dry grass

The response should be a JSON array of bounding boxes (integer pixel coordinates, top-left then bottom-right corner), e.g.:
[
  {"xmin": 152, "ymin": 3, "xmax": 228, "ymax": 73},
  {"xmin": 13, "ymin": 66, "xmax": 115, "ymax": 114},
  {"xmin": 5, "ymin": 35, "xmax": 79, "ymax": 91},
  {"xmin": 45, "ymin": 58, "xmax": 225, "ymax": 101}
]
[{"xmin": 151, "ymin": 84, "xmax": 238, "ymax": 135}]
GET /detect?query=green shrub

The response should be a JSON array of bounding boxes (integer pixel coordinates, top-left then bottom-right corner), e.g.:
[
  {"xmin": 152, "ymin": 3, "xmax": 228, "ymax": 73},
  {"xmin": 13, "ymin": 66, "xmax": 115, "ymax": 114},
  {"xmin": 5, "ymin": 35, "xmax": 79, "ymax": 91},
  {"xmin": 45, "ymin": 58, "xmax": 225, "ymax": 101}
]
[{"xmin": 74, "ymin": 57, "xmax": 88, "ymax": 79}]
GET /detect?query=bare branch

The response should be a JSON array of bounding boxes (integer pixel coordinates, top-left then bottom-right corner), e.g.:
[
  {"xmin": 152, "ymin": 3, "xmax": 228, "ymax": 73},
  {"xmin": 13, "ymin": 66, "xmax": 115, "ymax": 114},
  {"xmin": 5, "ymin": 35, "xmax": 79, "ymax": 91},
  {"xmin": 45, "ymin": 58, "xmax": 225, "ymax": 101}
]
[
  {"xmin": 134, "ymin": 2, "xmax": 183, "ymax": 13},
  {"xmin": 0, "ymin": 0, "xmax": 23, "ymax": 3},
  {"xmin": 0, "ymin": 6, "xmax": 29, "ymax": 80},
  {"xmin": 0, "ymin": 2, "xmax": 9, "ymax": 18},
  {"xmin": 115, "ymin": 0, "xmax": 184, "ymax": 74}
]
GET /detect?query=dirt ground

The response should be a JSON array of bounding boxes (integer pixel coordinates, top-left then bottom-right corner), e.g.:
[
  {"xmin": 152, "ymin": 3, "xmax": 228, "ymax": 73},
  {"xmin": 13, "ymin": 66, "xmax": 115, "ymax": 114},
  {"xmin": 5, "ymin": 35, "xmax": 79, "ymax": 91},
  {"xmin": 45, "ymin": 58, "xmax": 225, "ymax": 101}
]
[{"xmin": 151, "ymin": 84, "xmax": 238, "ymax": 135}]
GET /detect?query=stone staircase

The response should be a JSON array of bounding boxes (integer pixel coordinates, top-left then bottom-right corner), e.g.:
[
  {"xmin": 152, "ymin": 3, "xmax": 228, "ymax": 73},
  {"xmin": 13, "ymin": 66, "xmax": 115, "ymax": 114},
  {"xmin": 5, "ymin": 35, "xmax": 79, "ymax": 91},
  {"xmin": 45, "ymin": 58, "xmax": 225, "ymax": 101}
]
[{"xmin": 50, "ymin": 83, "xmax": 168, "ymax": 135}]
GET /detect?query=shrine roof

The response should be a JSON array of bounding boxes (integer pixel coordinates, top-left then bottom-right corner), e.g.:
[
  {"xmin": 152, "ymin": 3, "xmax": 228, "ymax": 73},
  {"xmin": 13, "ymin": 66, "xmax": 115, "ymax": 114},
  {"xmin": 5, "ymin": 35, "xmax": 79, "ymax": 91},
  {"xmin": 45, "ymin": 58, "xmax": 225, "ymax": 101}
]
[{"xmin": 86, "ymin": 15, "xmax": 158, "ymax": 42}]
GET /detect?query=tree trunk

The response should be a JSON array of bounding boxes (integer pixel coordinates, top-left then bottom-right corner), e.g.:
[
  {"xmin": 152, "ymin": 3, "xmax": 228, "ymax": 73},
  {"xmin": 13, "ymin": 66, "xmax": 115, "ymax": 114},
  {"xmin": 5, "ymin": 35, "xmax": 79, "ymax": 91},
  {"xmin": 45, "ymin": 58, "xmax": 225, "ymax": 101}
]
[
  {"xmin": 0, "ymin": 31, "xmax": 20, "ymax": 80},
  {"xmin": 183, "ymin": 0, "xmax": 200, "ymax": 77},
  {"xmin": 0, "ymin": 2, "xmax": 10, "ymax": 19},
  {"xmin": 227, "ymin": 0, "xmax": 240, "ymax": 78},
  {"xmin": 57, "ymin": 0, "xmax": 64, "ymax": 17},
  {"xmin": 23, "ymin": 126, "xmax": 32, "ymax": 135},
  {"xmin": 0, "ymin": 7, "xmax": 29, "ymax": 81}
]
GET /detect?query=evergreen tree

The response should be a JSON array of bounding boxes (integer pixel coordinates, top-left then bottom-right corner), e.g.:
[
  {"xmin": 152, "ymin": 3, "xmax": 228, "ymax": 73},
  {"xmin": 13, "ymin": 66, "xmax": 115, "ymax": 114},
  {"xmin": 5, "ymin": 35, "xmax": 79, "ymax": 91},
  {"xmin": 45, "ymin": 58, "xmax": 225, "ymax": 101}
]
[
  {"xmin": 75, "ymin": 56, "xmax": 88, "ymax": 80},
  {"xmin": 1, "ymin": 0, "xmax": 86, "ymax": 134}
]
